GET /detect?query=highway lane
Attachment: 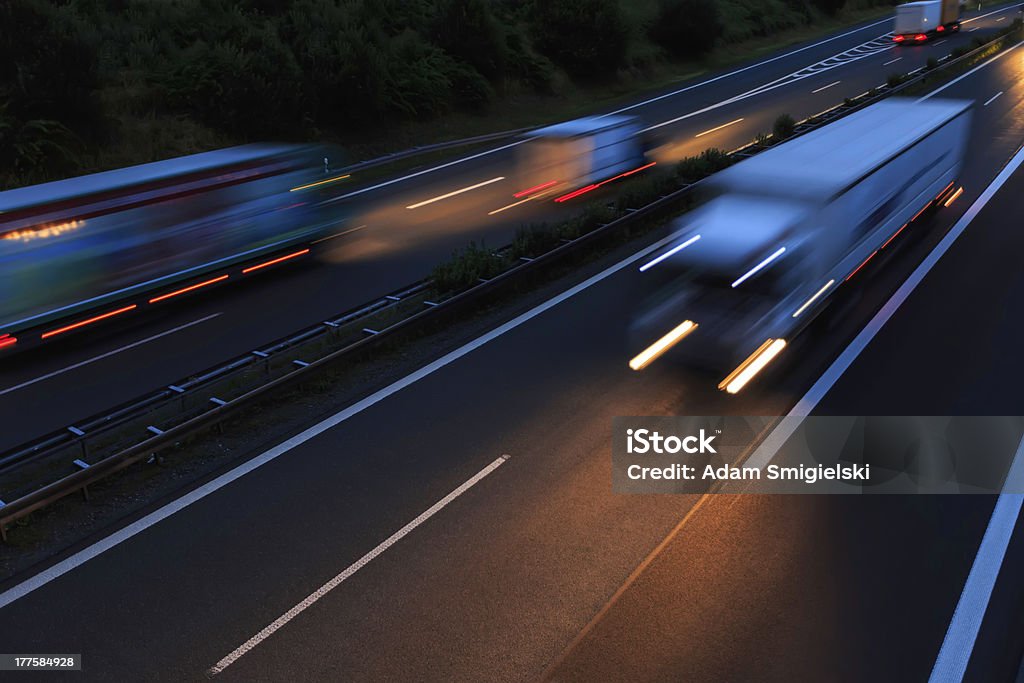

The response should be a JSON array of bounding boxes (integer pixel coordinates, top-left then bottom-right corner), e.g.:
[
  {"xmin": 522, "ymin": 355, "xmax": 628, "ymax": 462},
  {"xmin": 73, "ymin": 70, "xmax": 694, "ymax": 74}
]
[
  {"xmin": 0, "ymin": 6, "xmax": 1007, "ymax": 454},
  {"xmin": 1, "ymin": 38, "xmax": 1023, "ymax": 681},
  {"xmin": 548, "ymin": 105, "xmax": 1024, "ymax": 683},
  {"xmin": 0, "ymin": 5, "xmax": 1017, "ymax": 454}
]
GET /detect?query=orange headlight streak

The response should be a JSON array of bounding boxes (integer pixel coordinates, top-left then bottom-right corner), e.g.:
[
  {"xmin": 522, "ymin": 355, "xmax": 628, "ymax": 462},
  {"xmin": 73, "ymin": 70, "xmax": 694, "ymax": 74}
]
[
  {"xmin": 629, "ymin": 320, "xmax": 697, "ymax": 371},
  {"xmin": 41, "ymin": 305, "xmax": 137, "ymax": 339},
  {"xmin": 943, "ymin": 186, "xmax": 964, "ymax": 207},
  {"xmin": 242, "ymin": 249, "xmax": 310, "ymax": 274},
  {"xmin": 719, "ymin": 338, "xmax": 787, "ymax": 394},
  {"xmin": 553, "ymin": 162, "xmax": 657, "ymax": 203},
  {"xmin": 149, "ymin": 275, "xmax": 230, "ymax": 304},
  {"xmin": 2, "ymin": 219, "xmax": 84, "ymax": 243},
  {"xmin": 936, "ymin": 181, "xmax": 955, "ymax": 201}
]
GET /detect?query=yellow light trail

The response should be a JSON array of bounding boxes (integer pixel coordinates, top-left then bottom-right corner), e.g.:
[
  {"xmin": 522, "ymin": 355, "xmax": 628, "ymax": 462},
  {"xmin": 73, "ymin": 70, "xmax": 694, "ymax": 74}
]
[
  {"xmin": 487, "ymin": 186, "xmax": 561, "ymax": 216},
  {"xmin": 629, "ymin": 320, "xmax": 698, "ymax": 371},
  {"xmin": 943, "ymin": 186, "xmax": 964, "ymax": 207},
  {"xmin": 406, "ymin": 177, "xmax": 505, "ymax": 210},
  {"xmin": 290, "ymin": 175, "xmax": 351, "ymax": 192},
  {"xmin": 719, "ymin": 339, "xmax": 787, "ymax": 394},
  {"xmin": 695, "ymin": 118, "xmax": 744, "ymax": 138}
]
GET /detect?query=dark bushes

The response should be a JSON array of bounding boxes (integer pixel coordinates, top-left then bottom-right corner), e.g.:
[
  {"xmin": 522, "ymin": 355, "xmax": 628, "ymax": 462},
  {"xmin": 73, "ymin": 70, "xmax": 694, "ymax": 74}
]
[
  {"xmin": 0, "ymin": 0, "xmax": 102, "ymax": 184},
  {"xmin": 772, "ymin": 113, "xmax": 797, "ymax": 140},
  {"xmin": 529, "ymin": 0, "xmax": 630, "ymax": 79},
  {"xmin": 676, "ymin": 149, "xmax": 734, "ymax": 183},
  {"xmin": 649, "ymin": 0, "xmax": 725, "ymax": 60}
]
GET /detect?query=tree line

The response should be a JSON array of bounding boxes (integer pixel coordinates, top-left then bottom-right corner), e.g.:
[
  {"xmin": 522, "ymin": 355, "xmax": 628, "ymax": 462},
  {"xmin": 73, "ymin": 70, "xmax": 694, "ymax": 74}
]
[{"xmin": 0, "ymin": 0, "xmax": 898, "ymax": 187}]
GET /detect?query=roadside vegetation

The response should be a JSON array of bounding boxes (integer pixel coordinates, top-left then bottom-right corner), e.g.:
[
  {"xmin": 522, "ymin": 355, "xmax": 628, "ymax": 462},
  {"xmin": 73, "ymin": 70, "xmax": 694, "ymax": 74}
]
[{"xmin": 2, "ymin": 0, "xmax": 902, "ymax": 188}]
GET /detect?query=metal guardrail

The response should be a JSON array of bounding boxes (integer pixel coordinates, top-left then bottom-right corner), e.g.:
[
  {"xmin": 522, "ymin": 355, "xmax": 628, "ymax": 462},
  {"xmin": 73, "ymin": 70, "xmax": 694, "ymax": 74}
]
[
  {"xmin": 0, "ymin": 26, "xmax": 1018, "ymax": 541},
  {"xmin": 0, "ymin": 278, "xmax": 431, "ymax": 475}
]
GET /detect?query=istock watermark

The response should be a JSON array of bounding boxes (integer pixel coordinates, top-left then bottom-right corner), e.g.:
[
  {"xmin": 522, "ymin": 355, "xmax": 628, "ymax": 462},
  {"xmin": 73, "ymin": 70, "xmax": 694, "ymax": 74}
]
[{"xmin": 612, "ymin": 416, "xmax": 1024, "ymax": 494}]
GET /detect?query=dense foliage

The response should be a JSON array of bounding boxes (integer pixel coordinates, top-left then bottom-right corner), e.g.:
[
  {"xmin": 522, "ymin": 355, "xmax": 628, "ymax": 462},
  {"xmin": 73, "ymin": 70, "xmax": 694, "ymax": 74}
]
[{"xmin": 1, "ymin": 0, "xmax": 900, "ymax": 186}]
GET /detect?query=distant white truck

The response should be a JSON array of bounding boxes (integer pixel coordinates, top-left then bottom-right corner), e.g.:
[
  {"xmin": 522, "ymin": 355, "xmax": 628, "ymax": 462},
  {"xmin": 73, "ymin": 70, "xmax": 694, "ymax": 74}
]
[
  {"xmin": 516, "ymin": 116, "xmax": 647, "ymax": 199},
  {"xmin": 893, "ymin": 0, "xmax": 962, "ymax": 43},
  {"xmin": 629, "ymin": 98, "xmax": 971, "ymax": 390}
]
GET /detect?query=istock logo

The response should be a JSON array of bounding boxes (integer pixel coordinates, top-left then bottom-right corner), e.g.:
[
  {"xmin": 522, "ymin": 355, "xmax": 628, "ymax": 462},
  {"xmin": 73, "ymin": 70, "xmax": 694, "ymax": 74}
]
[{"xmin": 626, "ymin": 428, "xmax": 717, "ymax": 454}]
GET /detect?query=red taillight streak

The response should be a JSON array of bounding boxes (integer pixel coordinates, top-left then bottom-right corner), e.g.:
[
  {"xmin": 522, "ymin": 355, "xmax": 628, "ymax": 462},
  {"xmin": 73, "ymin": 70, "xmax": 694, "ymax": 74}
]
[
  {"xmin": 894, "ymin": 35, "xmax": 905, "ymax": 42},
  {"xmin": 553, "ymin": 162, "xmax": 657, "ymax": 203},
  {"xmin": 149, "ymin": 274, "xmax": 229, "ymax": 304},
  {"xmin": 554, "ymin": 184, "xmax": 600, "ymax": 203},
  {"xmin": 242, "ymin": 249, "xmax": 310, "ymax": 274},
  {"xmin": 41, "ymin": 305, "xmax": 137, "ymax": 339},
  {"xmin": 915, "ymin": 34, "xmax": 927, "ymax": 41},
  {"xmin": 0, "ymin": 335, "xmax": 16, "ymax": 350},
  {"xmin": 846, "ymin": 251, "xmax": 878, "ymax": 282},
  {"xmin": 513, "ymin": 180, "xmax": 559, "ymax": 198},
  {"xmin": 882, "ymin": 224, "xmax": 908, "ymax": 249},
  {"xmin": 937, "ymin": 181, "xmax": 955, "ymax": 201},
  {"xmin": 936, "ymin": 25, "xmax": 945, "ymax": 32}
]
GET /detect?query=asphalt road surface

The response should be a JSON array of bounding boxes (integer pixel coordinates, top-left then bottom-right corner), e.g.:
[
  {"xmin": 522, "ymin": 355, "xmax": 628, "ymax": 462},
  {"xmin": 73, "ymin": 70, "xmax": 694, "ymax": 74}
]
[
  {"xmin": 1, "ymin": 17, "xmax": 1024, "ymax": 681},
  {"xmin": 0, "ymin": 4, "xmax": 1019, "ymax": 453}
]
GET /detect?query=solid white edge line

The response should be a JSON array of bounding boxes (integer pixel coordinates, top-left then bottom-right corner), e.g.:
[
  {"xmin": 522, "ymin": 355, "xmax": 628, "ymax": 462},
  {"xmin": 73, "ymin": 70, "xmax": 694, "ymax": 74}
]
[
  {"xmin": 0, "ymin": 230, "xmax": 685, "ymax": 613},
  {"xmin": 207, "ymin": 454, "xmax": 511, "ymax": 676},
  {"xmin": 928, "ymin": 449, "xmax": 1024, "ymax": 683},
  {"xmin": 0, "ymin": 313, "xmax": 223, "ymax": 397}
]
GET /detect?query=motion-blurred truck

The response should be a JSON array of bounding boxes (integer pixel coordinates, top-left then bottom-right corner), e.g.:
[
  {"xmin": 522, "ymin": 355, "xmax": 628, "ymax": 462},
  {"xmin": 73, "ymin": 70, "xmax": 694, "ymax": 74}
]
[
  {"xmin": 893, "ymin": 0, "xmax": 961, "ymax": 43},
  {"xmin": 516, "ymin": 116, "xmax": 647, "ymax": 197},
  {"xmin": 629, "ymin": 98, "xmax": 971, "ymax": 391},
  {"xmin": 0, "ymin": 144, "xmax": 344, "ymax": 353}
]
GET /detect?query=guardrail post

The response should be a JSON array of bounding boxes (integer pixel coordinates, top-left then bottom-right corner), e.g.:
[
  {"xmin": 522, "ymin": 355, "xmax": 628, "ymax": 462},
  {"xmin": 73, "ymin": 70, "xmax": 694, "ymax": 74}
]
[
  {"xmin": 169, "ymin": 384, "xmax": 186, "ymax": 411},
  {"xmin": 73, "ymin": 459, "xmax": 90, "ymax": 500},
  {"xmin": 68, "ymin": 426, "xmax": 89, "ymax": 460},
  {"xmin": 210, "ymin": 397, "xmax": 227, "ymax": 433},
  {"xmin": 253, "ymin": 350, "xmax": 270, "ymax": 374}
]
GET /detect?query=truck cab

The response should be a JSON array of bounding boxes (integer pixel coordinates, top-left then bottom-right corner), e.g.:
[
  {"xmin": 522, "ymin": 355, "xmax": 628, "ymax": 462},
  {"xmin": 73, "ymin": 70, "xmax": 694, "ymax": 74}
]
[{"xmin": 628, "ymin": 99, "xmax": 971, "ymax": 391}]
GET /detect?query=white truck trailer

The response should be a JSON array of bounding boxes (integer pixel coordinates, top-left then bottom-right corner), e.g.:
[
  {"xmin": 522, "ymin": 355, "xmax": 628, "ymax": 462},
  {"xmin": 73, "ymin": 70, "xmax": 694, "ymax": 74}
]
[
  {"xmin": 629, "ymin": 98, "xmax": 971, "ymax": 391},
  {"xmin": 893, "ymin": 0, "xmax": 961, "ymax": 43},
  {"xmin": 516, "ymin": 116, "xmax": 646, "ymax": 199}
]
